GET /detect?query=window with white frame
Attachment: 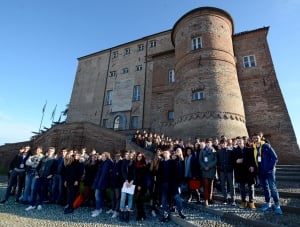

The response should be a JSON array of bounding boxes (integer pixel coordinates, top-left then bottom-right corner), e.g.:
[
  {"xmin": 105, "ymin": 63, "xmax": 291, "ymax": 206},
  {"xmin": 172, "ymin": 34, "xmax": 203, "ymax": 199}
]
[
  {"xmin": 124, "ymin": 48, "xmax": 130, "ymax": 55},
  {"xmin": 133, "ymin": 85, "xmax": 141, "ymax": 101},
  {"xmin": 168, "ymin": 69, "xmax": 175, "ymax": 83},
  {"xmin": 106, "ymin": 90, "xmax": 113, "ymax": 105},
  {"xmin": 138, "ymin": 44, "xmax": 144, "ymax": 51},
  {"xmin": 168, "ymin": 111, "xmax": 174, "ymax": 120},
  {"xmin": 130, "ymin": 116, "xmax": 139, "ymax": 129},
  {"xmin": 102, "ymin": 119, "xmax": 108, "ymax": 128},
  {"xmin": 192, "ymin": 91, "xmax": 205, "ymax": 101},
  {"xmin": 112, "ymin": 51, "xmax": 118, "ymax": 59},
  {"xmin": 192, "ymin": 37, "xmax": 203, "ymax": 50},
  {"xmin": 109, "ymin": 71, "xmax": 117, "ymax": 77},
  {"xmin": 136, "ymin": 65, "xmax": 143, "ymax": 71},
  {"xmin": 122, "ymin": 68, "xmax": 129, "ymax": 74},
  {"xmin": 149, "ymin": 40, "xmax": 157, "ymax": 47},
  {"xmin": 243, "ymin": 55, "xmax": 256, "ymax": 68}
]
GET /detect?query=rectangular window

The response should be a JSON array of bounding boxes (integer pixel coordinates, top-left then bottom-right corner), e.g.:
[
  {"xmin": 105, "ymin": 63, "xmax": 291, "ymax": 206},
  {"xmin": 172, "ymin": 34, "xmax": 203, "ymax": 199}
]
[
  {"xmin": 192, "ymin": 91, "xmax": 205, "ymax": 101},
  {"xmin": 168, "ymin": 111, "xmax": 174, "ymax": 120},
  {"xmin": 136, "ymin": 65, "xmax": 143, "ymax": 71},
  {"xmin": 102, "ymin": 119, "xmax": 108, "ymax": 128},
  {"xmin": 122, "ymin": 68, "xmax": 129, "ymax": 74},
  {"xmin": 243, "ymin": 55, "xmax": 256, "ymax": 68},
  {"xmin": 137, "ymin": 44, "xmax": 144, "ymax": 51},
  {"xmin": 130, "ymin": 116, "xmax": 139, "ymax": 129},
  {"xmin": 109, "ymin": 71, "xmax": 117, "ymax": 77},
  {"xmin": 112, "ymin": 51, "xmax": 118, "ymax": 59},
  {"xmin": 168, "ymin": 69, "xmax": 175, "ymax": 83},
  {"xmin": 106, "ymin": 90, "xmax": 113, "ymax": 105},
  {"xmin": 124, "ymin": 48, "xmax": 130, "ymax": 55},
  {"xmin": 133, "ymin": 85, "xmax": 141, "ymax": 101},
  {"xmin": 149, "ymin": 40, "xmax": 157, "ymax": 47},
  {"xmin": 192, "ymin": 37, "xmax": 202, "ymax": 50}
]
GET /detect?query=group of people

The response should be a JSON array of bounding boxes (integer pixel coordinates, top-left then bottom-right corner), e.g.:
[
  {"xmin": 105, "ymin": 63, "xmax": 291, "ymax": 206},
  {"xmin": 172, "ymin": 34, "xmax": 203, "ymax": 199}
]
[
  {"xmin": 0, "ymin": 130, "xmax": 283, "ymax": 224},
  {"xmin": 133, "ymin": 130, "xmax": 283, "ymax": 215}
]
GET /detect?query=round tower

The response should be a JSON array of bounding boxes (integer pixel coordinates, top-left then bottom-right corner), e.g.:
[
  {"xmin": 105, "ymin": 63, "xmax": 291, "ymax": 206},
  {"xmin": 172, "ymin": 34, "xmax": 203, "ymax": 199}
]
[{"xmin": 171, "ymin": 7, "xmax": 248, "ymax": 139}]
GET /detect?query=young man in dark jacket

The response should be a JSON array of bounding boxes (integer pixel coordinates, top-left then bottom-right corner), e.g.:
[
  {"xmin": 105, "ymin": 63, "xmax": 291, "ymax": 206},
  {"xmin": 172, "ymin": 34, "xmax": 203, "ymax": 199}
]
[
  {"xmin": 0, "ymin": 145, "xmax": 30, "ymax": 204},
  {"xmin": 216, "ymin": 138, "xmax": 236, "ymax": 205}
]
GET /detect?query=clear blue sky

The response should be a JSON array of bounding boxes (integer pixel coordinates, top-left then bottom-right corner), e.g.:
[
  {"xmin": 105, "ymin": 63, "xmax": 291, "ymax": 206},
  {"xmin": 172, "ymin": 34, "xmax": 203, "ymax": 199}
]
[{"xmin": 0, "ymin": 0, "xmax": 299, "ymax": 146}]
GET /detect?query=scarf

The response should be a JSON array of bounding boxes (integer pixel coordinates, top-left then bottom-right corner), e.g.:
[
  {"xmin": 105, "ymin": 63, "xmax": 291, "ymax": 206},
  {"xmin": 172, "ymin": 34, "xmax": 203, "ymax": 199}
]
[{"xmin": 253, "ymin": 141, "xmax": 265, "ymax": 167}]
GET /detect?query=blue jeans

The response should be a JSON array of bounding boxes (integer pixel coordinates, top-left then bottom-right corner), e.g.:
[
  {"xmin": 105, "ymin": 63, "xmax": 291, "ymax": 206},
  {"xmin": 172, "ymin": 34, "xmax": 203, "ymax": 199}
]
[
  {"xmin": 4, "ymin": 170, "xmax": 25, "ymax": 201},
  {"xmin": 22, "ymin": 173, "xmax": 36, "ymax": 202},
  {"xmin": 120, "ymin": 192, "xmax": 133, "ymax": 210},
  {"xmin": 239, "ymin": 182, "xmax": 254, "ymax": 202},
  {"xmin": 51, "ymin": 174, "xmax": 63, "ymax": 203},
  {"xmin": 30, "ymin": 177, "xmax": 50, "ymax": 206},
  {"xmin": 161, "ymin": 182, "xmax": 183, "ymax": 213},
  {"xmin": 95, "ymin": 189, "xmax": 105, "ymax": 210},
  {"xmin": 259, "ymin": 170, "xmax": 280, "ymax": 205},
  {"xmin": 219, "ymin": 171, "xmax": 235, "ymax": 200}
]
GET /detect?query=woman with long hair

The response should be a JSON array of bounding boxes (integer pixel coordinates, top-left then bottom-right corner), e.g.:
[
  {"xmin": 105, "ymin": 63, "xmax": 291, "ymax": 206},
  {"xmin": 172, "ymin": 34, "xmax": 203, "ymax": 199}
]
[
  {"xmin": 63, "ymin": 151, "xmax": 84, "ymax": 214},
  {"xmin": 134, "ymin": 152, "xmax": 147, "ymax": 221}
]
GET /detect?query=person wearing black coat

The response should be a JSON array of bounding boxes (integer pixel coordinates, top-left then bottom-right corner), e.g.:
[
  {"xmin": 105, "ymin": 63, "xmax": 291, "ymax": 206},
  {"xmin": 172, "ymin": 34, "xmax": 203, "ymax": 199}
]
[
  {"xmin": 82, "ymin": 153, "xmax": 99, "ymax": 207},
  {"xmin": 216, "ymin": 138, "xmax": 236, "ymax": 205},
  {"xmin": 107, "ymin": 152, "xmax": 123, "ymax": 218},
  {"xmin": 134, "ymin": 152, "xmax": 148, "ymax": 221},
  {"xmin": 63, "ymin": 152, "xmax": 84, "ymax": 214},
  {"xmin": 232, "ymin": 136, "xmax": 257, "ymax": 209},
  {"xmin": 119, "ymin": 150, "xmax": 136, "ymax": 222},
  {"xmin": 158, "ymin": 150, "xmax": 186, "ymax": 223},
  {"xmin": 0, "ymin": 145, "xmax": 30, "ymax": 204}
]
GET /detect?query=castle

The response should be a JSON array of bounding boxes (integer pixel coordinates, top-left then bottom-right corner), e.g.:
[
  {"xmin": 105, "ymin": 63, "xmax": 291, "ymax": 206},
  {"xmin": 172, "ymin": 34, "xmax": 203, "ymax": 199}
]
[{"xmin": 65, "ymin": 7, "xmax": 298, "ymax": 162}]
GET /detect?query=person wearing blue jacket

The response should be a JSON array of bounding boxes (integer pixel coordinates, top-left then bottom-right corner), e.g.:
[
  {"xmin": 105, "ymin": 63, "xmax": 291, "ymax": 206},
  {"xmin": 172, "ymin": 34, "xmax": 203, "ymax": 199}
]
[
  {"xmin": 91, "ymin": 152, "xmax": 113, "ymax": 217},
  {"xmin": 252, "ymin": 133, "xmax": 282, "ymax": 215}
]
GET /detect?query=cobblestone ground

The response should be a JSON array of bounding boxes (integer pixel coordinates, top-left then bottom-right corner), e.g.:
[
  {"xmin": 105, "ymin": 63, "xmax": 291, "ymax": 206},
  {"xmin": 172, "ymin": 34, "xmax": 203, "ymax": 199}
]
[{"xmin": 0, "ymin": 175, "xmax": 299, "ymax": 227}]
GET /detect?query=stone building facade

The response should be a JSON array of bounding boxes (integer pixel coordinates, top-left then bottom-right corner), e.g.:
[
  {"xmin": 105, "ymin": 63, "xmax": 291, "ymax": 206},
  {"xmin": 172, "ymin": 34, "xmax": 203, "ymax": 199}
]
[{"xmin": 67, "ymin": 7, "xmax": 299, "ymax": 163}]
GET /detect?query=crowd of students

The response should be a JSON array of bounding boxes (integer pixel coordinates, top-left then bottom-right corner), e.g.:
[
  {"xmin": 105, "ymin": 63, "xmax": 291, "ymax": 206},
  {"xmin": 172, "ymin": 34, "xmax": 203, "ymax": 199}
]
[{"xmin": 0, "ymin": 130, "xmax": 283, "ymax": 224}]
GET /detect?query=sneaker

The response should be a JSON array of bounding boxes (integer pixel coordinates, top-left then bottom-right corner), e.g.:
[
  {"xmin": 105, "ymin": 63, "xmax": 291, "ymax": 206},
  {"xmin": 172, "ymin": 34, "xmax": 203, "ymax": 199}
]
[
  {"xmin": 91, "ymin": 209, "xmax": 102, "ymax": 217},
  {"xmin": 260, "ymin": 203, "xmax": 271, "ymax": 212},
  {"xmin": 223, "ymin": 199, "xmax": 228, "ymax": 205},
  {"xmin": 274, "ymin": 206, "xmax": 283, "ymax": 215},
  {"xmin": 0, "ymin": 200, "xmax": 6, "ymax": 205},
  {"xmin": 37, "ymin": 205, "xmax": 42, "ymax": 210},
  {"xmin": 112, "ymin": 211, "xmax": 118, "ymax": 218},
  {"xmin": 248, "ymin": 202, "xmax": 256, "ymax": 209},
  {"xmin": 160, "ymin": 213, "xmax": 169, "ymax": 223},
  {"xmin": 25, "ymin": 205, "xmax": 36, "ymax": 211},
  {"xmin": 151, "ymin": 210, "xmax": 156, "ymax": 217},
  {"xmin": 178, "ymin": 211, "xmax": 186, "ymax": 219},
  {"xmin": 106, "ymin": 209, "xmax": 113, "ymax": 214},
  {"xmin": 239, "ymin": 201, "xmax": 247, "ymax": 209},
  {"xmin": 231, "ymin": 201, "xmax": 237, "ymax": 206}
]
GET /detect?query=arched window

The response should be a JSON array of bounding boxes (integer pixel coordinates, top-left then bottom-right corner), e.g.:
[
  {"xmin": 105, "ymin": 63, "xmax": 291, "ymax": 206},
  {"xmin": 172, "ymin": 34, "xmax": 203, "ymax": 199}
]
[{"xmin": 114, "ymin": 116, "xmax": 120, "ymax": 130}]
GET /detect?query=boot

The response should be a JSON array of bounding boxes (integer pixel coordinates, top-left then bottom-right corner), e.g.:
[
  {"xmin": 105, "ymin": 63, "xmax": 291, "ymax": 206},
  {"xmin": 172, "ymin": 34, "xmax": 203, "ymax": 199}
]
[
  {"xmin": 119, "ymin": 211, "xmax": 124, "ymax": 221},
  {"xmin": 248, "ymin": 202, "xmax": 256, "ymax": 209},
  {"xmin": 239, "ymin": 201, "xmax": 247, "ymax": 209},
  {"xmin": 124, "ymin": 210, "xmax": 130, "ymax": 222}
]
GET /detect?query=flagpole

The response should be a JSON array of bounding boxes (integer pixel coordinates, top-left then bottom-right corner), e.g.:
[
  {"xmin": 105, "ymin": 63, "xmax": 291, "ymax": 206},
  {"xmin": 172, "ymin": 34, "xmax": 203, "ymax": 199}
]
[
  {"xmin": 39, "ymin": 100, "xmax": 47, "ymax": 133},
  {"xmin": 51, "ymin": 104, "xmax": 57, "ymax": 123}
]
